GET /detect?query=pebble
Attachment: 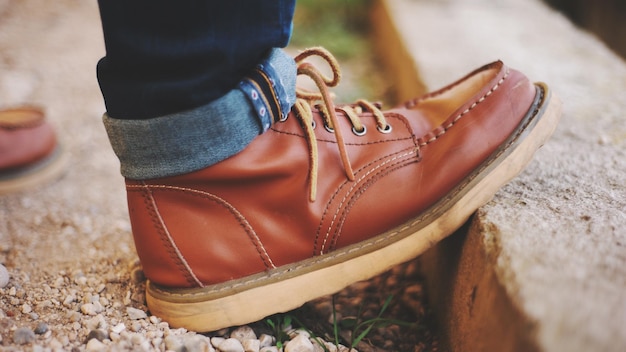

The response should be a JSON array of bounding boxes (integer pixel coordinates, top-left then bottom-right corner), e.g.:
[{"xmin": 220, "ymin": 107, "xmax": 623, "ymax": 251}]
[
  {"xmin": 21, "ymin": 303, "xmax": 32, "ymax": 314},
  {"xmin": 81, "ymin": 303, "xmax": 97, "ymax": 315},
  {"xmin": 149, "ymin": 315, "xmax": 160, "ymax": 324},
  {"xmin": 130, "ymin": 332, "xmax": 145, "ymax": 345},
  {"xmin": 85, "ymin": 338, "xmax": 107, "ymax": 352},
  {"xmin": 0, "ymin": 264, "xmax": 9, "ymax": 288},
  {"xmin": 111, "ymin": 322, "xmax": 126, "ymax": 334},
  {"xmin": 260, "ymin": 347, "xmax": 279, "ymax": 352},
  {"xmin": 85, "ymin": 329, "xmax": 108, "ymax": 343},
  {"xmin": 183, "ymin": 334, "xmax": 214, "ymax": 352},
  {"xmin": 34, "ymin": 322, "xmax": 49, "ymax": 335},
  {"xmin": 211, "ymin": 336, "xmax": 225, "ymax": 347},
  {"xmin": 258, "ymin": 334, "xmax": 275, "ymax": 348},
  {"xmin": 218, "ymin": 338, "xmax": 245, "ymax": 352},
  {"xmin": 63, "ymin": 294, "xmax": 76, "ymax": 307},
  {"xmin": 284, "ymin": 333, "xmax": 314, "ymax": 352},
  {"xmin": 86, "ymin": 314, "xmax": 106, "ymax": 330},
  {"xmin": 13, "ymin": 327, "xmax": 36, "ymax": 345},
  {"xmin": 130, "ymin": 321, "xmax": 142, "ymax": 332},
  {"xmin": 164, "ymin": 335, "xmax": 185, "ymax": 352},
  {"xmin": 242, "ymin": 338, "xmax": 260, "ymax": 352},
  {"xmin": 126, "ymin": 306, "xmax": 147, "ymax": 320},
  {"xmin": 231, "ymin": 325, "xmax": 257, "ymax": 343}
]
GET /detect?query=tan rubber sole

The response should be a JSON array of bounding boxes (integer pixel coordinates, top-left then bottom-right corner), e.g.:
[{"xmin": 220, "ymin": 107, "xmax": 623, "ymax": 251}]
[
  {"xmin": 0, "ymin": 146, "xmax": 68, "ymax": 194},
  {"xmin": 146, "ymin": 83, "xmax": 562, "ymax": 332}
]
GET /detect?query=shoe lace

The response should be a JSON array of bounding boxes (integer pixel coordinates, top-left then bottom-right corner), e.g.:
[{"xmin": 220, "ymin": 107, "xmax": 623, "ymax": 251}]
[{"xmin": 292, "ymin": 47, "xmax": 389, "ymax": 202}]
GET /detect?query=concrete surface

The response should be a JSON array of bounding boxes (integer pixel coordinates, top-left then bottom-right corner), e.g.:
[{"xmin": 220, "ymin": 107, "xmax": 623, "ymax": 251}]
[{"xmin": 373, "ymin": 0, "xmax": 626, "ymax": 351}]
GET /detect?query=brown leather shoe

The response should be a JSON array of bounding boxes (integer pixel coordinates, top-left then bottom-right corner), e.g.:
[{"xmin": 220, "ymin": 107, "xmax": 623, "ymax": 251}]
[
  {"xmin": 0, "ymin": 107, "xmax": 65, "ymax": 193},
  {"xmin": 126, "ymin": 48, "xmax": 561, "ymax": 331}
]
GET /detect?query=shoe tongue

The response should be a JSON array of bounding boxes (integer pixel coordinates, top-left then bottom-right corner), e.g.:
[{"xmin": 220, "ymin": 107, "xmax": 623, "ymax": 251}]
[{"xmin": 386, "ymin": 106, "xmax": 439, "ymax": 137}]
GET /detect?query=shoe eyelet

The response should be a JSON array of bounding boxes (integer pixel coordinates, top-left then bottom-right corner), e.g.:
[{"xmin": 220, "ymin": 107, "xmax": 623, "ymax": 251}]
[
  {"xmin": 324, "ymin": 124, "xmax": 335, "ymax": 133},
  {"xmin": 279, "ymin": 114, "xmax": 288, "ymax": 122},
  {"xmin": 377, "ymin": 124, "xmax": 392, "ymax": 134},
  {"xmin": 311, "ymin": 120, "xmax": 317, "ymax": 129},
  {"xmin": 352, "ymin": 125, "xmax": 367, "ymax": 136}
]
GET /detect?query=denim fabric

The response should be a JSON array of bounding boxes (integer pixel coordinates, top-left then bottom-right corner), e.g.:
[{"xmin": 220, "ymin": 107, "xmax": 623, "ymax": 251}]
[
  {"xmin": 97, "ymin": 0, "xmax": 295, "ymax": 119},
  {"xmin": 103, "ymin": 49, "xmax": 296, "ymax": 180}
]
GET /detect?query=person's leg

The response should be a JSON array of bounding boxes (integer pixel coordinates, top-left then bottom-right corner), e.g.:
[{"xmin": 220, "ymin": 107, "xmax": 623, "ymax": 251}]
[
  {"xmin": 97, "ymin": 0, "xmax": 295, "ymax": 120},
  {"xmin": 97, "ymin": 2, "xmax": 562, "ymax": 332},
  {"xmin": 97, "ymin": 0, "xmax": 296, "ymax": 179}
]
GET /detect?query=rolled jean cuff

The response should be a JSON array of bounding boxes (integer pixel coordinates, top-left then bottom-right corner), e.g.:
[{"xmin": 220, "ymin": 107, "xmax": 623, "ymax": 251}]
[{"xmin": 103, "ymin": 48, "xmax": 296, "ymax": 180}]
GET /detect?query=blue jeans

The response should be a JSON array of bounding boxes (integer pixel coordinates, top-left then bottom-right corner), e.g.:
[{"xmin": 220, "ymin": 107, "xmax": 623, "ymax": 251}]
[{"xmin": 97, "ymin": 0, "xmax": 297, "ymax": 179}]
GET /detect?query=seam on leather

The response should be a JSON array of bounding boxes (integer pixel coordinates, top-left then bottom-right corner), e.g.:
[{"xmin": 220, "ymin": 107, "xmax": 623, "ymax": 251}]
[
  {"xmin": 418, "ymin": 69, "xmax": 510, "ymax": 146},
  {"xmin": 141, "ymin": 181, "xmax": 204, "ymax": 287},
  {"xmin": 330, "ymin": 157, "xmax": 419, "ymax": 251},
  {"xmin": 314, "ymin": 146, "xmax": 419, "ymax": 254},
  {"xmin": 135, "ymin": 182, "xmax": 201, "ymax": 287},
  {"xmin": 318, "ymin": 148, "xmax": 418, "ymax": 254},
  {"xmin": 127, "ymin": 184, "xmax": 276, "ymax": 273}
]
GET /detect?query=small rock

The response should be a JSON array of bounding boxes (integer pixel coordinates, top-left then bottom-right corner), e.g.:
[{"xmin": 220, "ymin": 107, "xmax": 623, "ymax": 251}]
[
  {"xmin": 86, "ymin": 315, "xmax": 106, "ymax": 331},
  {"xmin": 85, "ymin": 338, "xmax": 107, "ymax": 352},
  {"xmin": 21, "ymin": 303, "xmax": 32, "ymax": 314},
  {"xmin": 0, "ymin": 264, "xmax": 9, "ymax": 288},
  {"xmin": 285, "ymin": 334, "xmax": 314, "ymax": 352},
  {"xmin": 165, "ymin": 335, "xmax": 186, "ymax": 352},
  {"xmin": 211, "ymin": 336, "xmax": 226, "ymax": 348},
  {"xmin": 48, "ymin": 338, "xmax": 63, "ymax": 349},
  {"xmin": 149, "ymin": 315, "xmax": 160, "ymax": 324},
  {"xmin": 260, "ymin": 347, "xmax": 279, "ymax": 352},
  {"xmin": 63, "ymin": 295, "xmax": 75, "ymax": 307},
  {"xmin": 13, "ymin": 327, "xmax": 36, "ymax": 345},
  {"xmin": 111, "ymin": 323, "xmax": 126, "ymax": 334},
  {"xmin": 258, "ymin": 334, "xmax": 275, "ymax": 348},
  {"xmin": 184, "ymin": 334, "xmax": 214, "ymax": 352},
  {"xmin": 130, "ymin": 321, "xmax": 142, "ymax": 332},
  {"xmin": 242, "ymin": 338, "xmax": 260, "ymax": 352},
  {"xmin": 34, "ymin": 322, "xmax": 49, "ymax": 335},
  {"xmin": 311, "ymin": 340, "xmax": 326, "ymax": 352},
  {"xmin": 126, "ymin": 307, "xmax": 147, "ymax": 320},
  {"xmin": 130, "ymin": 332, "xmax": 146, "ymax": 345},
  {"xmin": 81, "ymin": 303, "xmax": 97, "ymax": 316},
  {"xmin": 85, "ymin": 329, "xmax": 108, "ymax": 343},
  {"xmin": 92, "ymin": 301, "xmax": 104, "ymax": 313},
  {"xmin": 219, "ymin": 338, "xmax": 245, "ymax": 352},
  {"xmin": 231, "ymin": 325, "xmax": 257, "ymax": 343}
]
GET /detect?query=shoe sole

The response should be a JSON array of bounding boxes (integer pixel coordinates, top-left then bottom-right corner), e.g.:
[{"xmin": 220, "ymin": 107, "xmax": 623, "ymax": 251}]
[
  {"xmin": 146, "ymin": 82, "xmax": 562, "ymax": 331},
  {"xmin": 0, "ymin": 145, "xmax": 68, "ymax": 194}
]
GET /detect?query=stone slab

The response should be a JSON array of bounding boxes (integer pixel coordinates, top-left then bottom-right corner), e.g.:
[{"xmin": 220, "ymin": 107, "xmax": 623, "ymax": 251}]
[{"xmin": 373, "ymin": 0, "xmax": 626, "ymax": 351}]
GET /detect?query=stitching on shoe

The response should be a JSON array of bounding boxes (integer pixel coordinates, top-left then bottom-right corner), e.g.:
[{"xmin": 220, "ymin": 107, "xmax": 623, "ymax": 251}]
[
  {"xmin": 319, "ymin": 149, "xmax": 418, "ymax": 254},
  {"xmin": 313, "ymin": 145, "xmax": 418, "ymax": 254},
  {"xmin": 150, "ymin": 85, "xmax": 546, "ymax": 299},
  {"xmin": 418, "ymin": 69, "xmax": 509, "ymax": 146},
  {"xmin": 135, "ymin": 182, "xmax": 202, "ymax": 287},
  {"xmin": 330, "ymin": 157, "xmax": 419, "ymax": 251},
  {"xmin": 127, "ymin": 184, "xmax": 276, "ymax": 274}
]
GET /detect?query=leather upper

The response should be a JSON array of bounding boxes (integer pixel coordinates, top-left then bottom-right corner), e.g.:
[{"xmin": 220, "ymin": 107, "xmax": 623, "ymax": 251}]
[{"xmin": 125, "ymin": 60, "xmax": 537, "ymax": 288}]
